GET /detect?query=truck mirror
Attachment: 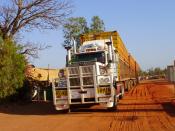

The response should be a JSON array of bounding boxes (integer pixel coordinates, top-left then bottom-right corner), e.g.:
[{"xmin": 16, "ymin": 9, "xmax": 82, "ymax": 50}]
[{"xmin": 105, "ymin": 42, "xmax": 113, "ymax": 63}]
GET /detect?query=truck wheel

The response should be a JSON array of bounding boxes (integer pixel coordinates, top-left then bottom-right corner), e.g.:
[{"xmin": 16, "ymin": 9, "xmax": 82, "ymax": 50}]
[
  {"xmin": 119, "ymin": 86, "xmax": 124, "ymax": 99},
  {"xmin": 62, "ymin": 109, "xmax": 69, "ymax": 113},
  {"xmin": 131, "ymin": 80, "xmax": 134, "ymax": 88},
  {"xmin": 127, "ymin": 81, "xmax": 131, "ymax": 91},
  {"xmin": 56, "ymin": 109, "xmax": 70, "ymax": 113},
  {"xmin": 124, "ymin": 81, "xmax": 129, "ymax": 92},
  {"xmin": 134, "ymin": 80, "xmax": 137, "ymax": 86}
]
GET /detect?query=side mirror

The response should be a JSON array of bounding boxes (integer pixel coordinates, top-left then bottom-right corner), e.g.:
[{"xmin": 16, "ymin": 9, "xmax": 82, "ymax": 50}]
[{"xmin": 105, "ymin": 42, "xmax": 113, "ymax": 63}]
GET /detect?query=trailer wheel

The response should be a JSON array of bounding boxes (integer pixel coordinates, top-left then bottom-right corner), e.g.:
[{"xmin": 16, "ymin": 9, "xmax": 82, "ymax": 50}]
[
  {"xmin": 131, "ymin": 80, "xmax": 135, "ymax": 87},
  {"xmin": 134, "ymin": 80, "xmax": 137, "ymax": 86},
  {"xmin": 124, "ymin": 81, "xmax": 128, "ymax": 91},
  {"xmin": 127, "ymin": 81, "xmax": 131, "ymax": 91}
]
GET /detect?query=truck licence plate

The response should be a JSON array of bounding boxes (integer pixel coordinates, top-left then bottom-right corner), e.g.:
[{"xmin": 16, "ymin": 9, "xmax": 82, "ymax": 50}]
[
  {"xmin": 56, "ymin": 90, "xmax": 67, "ymax": 98},
  {"xmin": 97, "ymin": 87, "xmax": 111, "ymax": 95}
]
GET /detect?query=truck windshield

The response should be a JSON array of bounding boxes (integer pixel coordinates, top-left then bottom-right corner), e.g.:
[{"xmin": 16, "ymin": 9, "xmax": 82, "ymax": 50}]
[{"xmin": 73, "ymin": 52, "xmax": 105, "ymax": 64}]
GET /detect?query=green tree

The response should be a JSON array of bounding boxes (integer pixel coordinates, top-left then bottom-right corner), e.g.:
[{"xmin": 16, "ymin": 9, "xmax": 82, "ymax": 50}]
[
  {"xmin": 0, "ymin": 37, "xmax": 26, "ymax": 100},
  {"xmin": 139, "ymin": 70, "xmax": 147, "ymax": 77},
  {"xmin": 90, "ymin": 16, "xmax": 105, "ymax": 33},
  {"xmin": 154, "ymin": 67, "xmax": 161, "ymax": 75},
  {"xmin": 63, "ymin": 16, "xmax": 105, "ymax": 47},
  {"xmin": 63, "ymin": 17, "xmax": 88, "ymax": 47},
  {"xmin": 0, "ymin": 0, "xmax": 72, "ymax": 57},
  {"xmin": 147, "ymin": 68, "xmax": 154, "ymax": 76}
]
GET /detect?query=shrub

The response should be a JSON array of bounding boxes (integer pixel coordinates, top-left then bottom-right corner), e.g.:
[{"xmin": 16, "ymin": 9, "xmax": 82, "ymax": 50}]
[{"xmin": 0, "ymin": 38, "xmax": 26, "ymax": 100}]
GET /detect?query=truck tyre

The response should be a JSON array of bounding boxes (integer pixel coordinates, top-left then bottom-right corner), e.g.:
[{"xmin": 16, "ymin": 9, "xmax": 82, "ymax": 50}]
[
  {"xmin": 119, "ymin": 86, "xmax": 124, "ymax": 99},
  {"xmin": 61, "ymin": 105, "xmax": 72, "ymax": 113},
  {"xmin": 131, "ymin": 80, "xmax": 134, "ymax": 87},
  {"xmin": 63, "ymin": 109, "xmax": 69, "ymax": 113},
  {"xmin": 128, "ymin": 81, "xmax": 131, "ymax": 91},
  {"xmin": 57, "ymin": 109, "xmax": 70, "ymax": 113},
  {"xmin": 134, "ymin": 80, "xmax": 137, "ymax": 86},
  {"xmin": 125, "ymin": 81, "xmax": 129, "ymax": 91},
  {"xmin": 125, "ymin": 81, "xmax": 130, "ymax": 91}
]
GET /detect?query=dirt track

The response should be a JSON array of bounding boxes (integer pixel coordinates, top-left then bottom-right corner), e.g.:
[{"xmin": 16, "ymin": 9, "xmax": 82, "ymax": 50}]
[{"xmin": 0, "ymin": 79, "xmax": 175, "ymax": 131}]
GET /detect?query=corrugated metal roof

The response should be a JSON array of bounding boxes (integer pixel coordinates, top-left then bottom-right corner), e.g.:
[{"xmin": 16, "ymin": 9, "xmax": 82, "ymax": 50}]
[{"xmin": 26, "ymin": 67, "xmax": 59, "ymax": 81}]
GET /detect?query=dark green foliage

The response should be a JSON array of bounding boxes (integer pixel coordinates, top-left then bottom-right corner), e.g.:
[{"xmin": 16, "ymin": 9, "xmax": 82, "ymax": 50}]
[
  {"xmin": 139, "ymin": 67, "xmax": 166, "ymax": 77},
  {"xmin": 63, "ymin": 16, "xmax": 105, "ymax": 47},
  {"xmin": 90, "ymin": 16, "xmax": 105, "ymax": 33},
  {"xmin": 0, "ymin": 37, "xmax": 26, "ymax": 100},
  {"xmin": 15, "ymin": 80, "xmax": 32, "ymax": 102},
  {"xmin": 63, "ymin": 17, "xmax": 88, "ymax": 47}
]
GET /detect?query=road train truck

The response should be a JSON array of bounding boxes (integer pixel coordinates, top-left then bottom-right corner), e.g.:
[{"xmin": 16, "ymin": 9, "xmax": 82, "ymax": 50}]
[{"xmin": 52, "ymin": 31, "xmax": 140, "ymax": 111}]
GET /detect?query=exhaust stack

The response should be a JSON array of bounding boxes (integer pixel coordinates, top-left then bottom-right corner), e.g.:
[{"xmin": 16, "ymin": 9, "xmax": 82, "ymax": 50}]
[
  {"xmin": 64, "ymin": 45, "xmax": 72, "ymax": 64},
  {"xmin": 105, "ymin": 41, "xmax": 112, "ymax": 63},
  {"xmin": 72, "ymin": 39, "xmax": 76, "ymax": 54}
]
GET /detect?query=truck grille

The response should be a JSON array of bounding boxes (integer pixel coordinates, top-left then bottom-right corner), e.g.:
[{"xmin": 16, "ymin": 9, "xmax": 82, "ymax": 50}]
[
  {"xmin": 68, "ymin": 66, "xmax": 94, "ymax": 87},
  {"xmin": 68, "ymin": 67, "xmax": 79, "ymax": 76},
  {"xmin": 81, "ymin": 66, "xmax": 93, "ymax": 75},
  {"xmin": 69, "ymin": 78, "xmax": 80, "ymax": 86},
  {"xmin": 83, "ymin": 77, "xmax": 94, "ymax": 85}
]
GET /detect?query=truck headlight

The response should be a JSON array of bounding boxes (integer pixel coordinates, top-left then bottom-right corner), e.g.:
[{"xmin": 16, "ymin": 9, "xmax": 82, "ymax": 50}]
[
  {"xmin": 104, "ymin": 77, "xmax": 110, "ymax": 83},
  {"xmin": 99, "ymin": 77, "xmax": 110, "ymax": 84}
]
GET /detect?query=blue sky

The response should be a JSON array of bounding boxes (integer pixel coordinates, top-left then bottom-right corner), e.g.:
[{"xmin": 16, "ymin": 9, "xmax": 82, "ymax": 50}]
[{"xmin": 23, "ymin": 0, "xmax": 175, "ymax": 70}]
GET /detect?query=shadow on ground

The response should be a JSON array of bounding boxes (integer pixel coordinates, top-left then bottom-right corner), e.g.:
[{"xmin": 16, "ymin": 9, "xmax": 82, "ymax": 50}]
[
  {"xmin": 0, "ymin": 101, "xmax": 59, "ymax": 115},
  {"xmin": 0, "ymin": 101, "xmax": 175, "ymax": 116},
  {"xmin": 0, "ymin": 101, "xmax": 116, "ymax": 115},
  {"xmin": 162, "ymin": 102, "xmax": 175, "ymax": 117}
]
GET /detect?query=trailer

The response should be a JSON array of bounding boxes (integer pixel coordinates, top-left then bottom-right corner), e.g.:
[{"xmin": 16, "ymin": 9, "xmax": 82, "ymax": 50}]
[{"xmin": 52, "ymin": 31, "xmax": 140, "ymax": 112}]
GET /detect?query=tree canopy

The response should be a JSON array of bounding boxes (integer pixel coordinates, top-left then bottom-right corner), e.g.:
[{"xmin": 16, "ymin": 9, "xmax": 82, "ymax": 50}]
[
  {"xmin": 0, "ymin": 0, "xmax": 72, "ymax": 101},
  {"xmin": 0, "ymin": 0, "xmax": 72, "ymax": 39},
  {"xmin": 63, "ymin": 16, "xmax": 105, "ymax": 47},
  {"xmin": 0, "ymin": 37, "xmax": 26, "ymax": 99},
  {"xmin": 90, "ymin": 16, "xmax": 105, "ymax": 33},
  {"xmin": 63, "ymin": 17, "xmax": 88, "ymax": 46},
  {"xmin": 139, "ymin": 67, "xmax": 166, "ymax": 77}
]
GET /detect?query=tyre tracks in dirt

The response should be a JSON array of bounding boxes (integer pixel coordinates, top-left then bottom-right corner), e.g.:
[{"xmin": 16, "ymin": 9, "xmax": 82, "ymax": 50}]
[
  {"xmin": 107, "ymin": 79, "xmax": 175, "ymax": 131},
  {"xmin": 0, "ymin": 79, "xmax": 175, "ymax": 131}
]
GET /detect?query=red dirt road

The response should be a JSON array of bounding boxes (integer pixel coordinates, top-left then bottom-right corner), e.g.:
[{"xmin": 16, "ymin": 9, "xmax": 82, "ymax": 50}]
[{"xmin": 0, "ymin": 79, "xmax": 175, "ymax": 131}]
